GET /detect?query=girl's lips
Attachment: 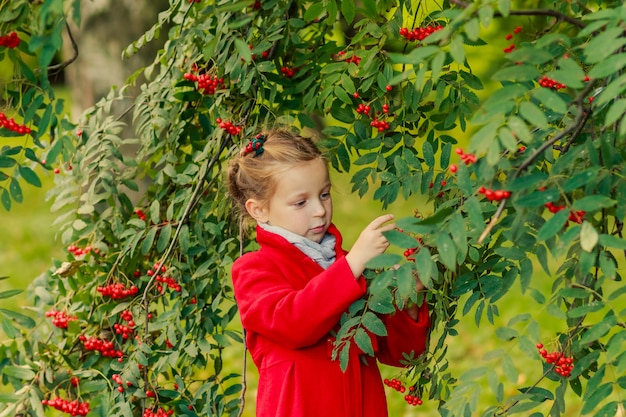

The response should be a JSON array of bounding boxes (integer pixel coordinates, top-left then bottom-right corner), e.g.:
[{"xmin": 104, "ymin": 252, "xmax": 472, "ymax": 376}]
[{"xmin": 310, "ymin": 225, "xmax": 325, "ymax": 234}]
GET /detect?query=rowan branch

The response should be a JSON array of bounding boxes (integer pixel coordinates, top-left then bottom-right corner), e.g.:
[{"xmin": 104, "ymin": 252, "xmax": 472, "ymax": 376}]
[
  {"xmin": 477, "ymin": 82, "xmax": 595, "ymax": 244},
  {"xmin": 449, "ymin": 0, "xmax": 586, "ymax": 29}
]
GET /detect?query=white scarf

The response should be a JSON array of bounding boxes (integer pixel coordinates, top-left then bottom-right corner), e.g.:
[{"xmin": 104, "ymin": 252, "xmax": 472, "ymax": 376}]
[{"xmin": 259, "ymin": 223, "xmax": 337, "ymax": 269}]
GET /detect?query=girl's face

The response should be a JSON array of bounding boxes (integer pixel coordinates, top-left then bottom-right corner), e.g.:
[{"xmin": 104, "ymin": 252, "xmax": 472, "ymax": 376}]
[{"xmin": 247, "ymin": 158, "xmax": 333, "ymax": 243}]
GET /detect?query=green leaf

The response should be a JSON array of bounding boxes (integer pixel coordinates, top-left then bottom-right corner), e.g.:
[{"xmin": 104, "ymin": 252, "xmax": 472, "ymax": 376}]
[
  {"xmin": 584, "ymin": 27, "xmax": 626, "ymax": 64},
  {"xmin": 0, "ymin": 289, "xmax": 23, "ymax": 299},
  {"xmin": 435, "ymin": 232, "xmax": 456, "ymax": 270},
  {"xmin": 566, "ymin": 301, "xmax": 604, "ymax": 318},
  {"xmin": 18, "ymin": 166, "xmax": 42, "ymax": 188},
  {"xmin": 531, "ymin": 87, "xmax": 567, "ymax": 114},
  {"xmin": 9, "ymin": 177, "xmax": 22, "ymax": 203},
  {"xmin": 469, "ymin": 117, "xmax": 502, "ymax": 155},
  {"xmin": 156, "ymin": 223, "xmax": 172, "ymax": 253},
  {"xmin": 536, "ymin": 209, "xmax": 569, "ymax": 241},
  {"xmin": 580, "ymin": 383, "xmax": 613, "ymax": 415},
  {"xmin": 592, "ymin": 401, "xmax": 618, "ymax": 417},
  {"xmin": 0, "ymin": 308, "xmax": 36, "ymax": 328},
  {"xmin": 422, "ymin": 141, "xmax": 435, "ymax": 167},
  {"xmin": 495, "ymin": 327, "xmax": 517, "ymax": 341},
  {"xmin": 579, "ymin": 320, "xmax": 612, "ymax": 345},
  {"xmin": 354, "ymin": 327, "xmax": 374, "ymax": 356},
  {"xmin": 422, "ymin": 207, "xmax": 457, "ymax": 229},
  {"xmin": 414, "ymin": 248, "xmax": 434, "ymax": 289},
  {"xmin": 1, "ymin": 365, "xmax": 36, "ymax": 380},
  {"xmin": 572, "ymin": 196, "xmax": 616, "ymax": 211},
  {"xmin": 383, "ymin": 229, "xmax": 418, "ymax": 248},
  {"xmin": 361, "ymin": 311, "xmax": 387, "ymax": 336},
  {"xmin": 519, "ymin": 101, "xmax": 548, "ymax": 129},
  {"xmin": 589, "ymin": 52, "xmax": 626, "ymax": 79},
  {"xmin": 598, "ymin": 234, "xmax": 626, "ymax": 250},
  {"xmin": 604, "ymin": 98, "xmax": 626, "ymax": 128},
  {"xmin": 491, "ymin": 64, "xmax": 541, "ymax": 82},
  {"xmin": 303, "ymin": 2, "xmax": 324, "ymax": 22},
  {"xmin": 141, "ymin": 227, "xmax": 157, "ymax": 255},
  {"xmin": 365, "ymin": 253, "xmax": 403, "ymax": 269},
  {"xmin": 515, "ymin": 189, "xmax": 559, "ymax": 207},
  {"xmin": 341, "ymin": 0, "xmax": 355, "ymax": 24}
]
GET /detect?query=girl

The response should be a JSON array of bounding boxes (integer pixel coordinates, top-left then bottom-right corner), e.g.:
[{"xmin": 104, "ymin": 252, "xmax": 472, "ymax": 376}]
[{"xmin": 227, "ymin": 129, "xmax": 430, "ymax": 417}]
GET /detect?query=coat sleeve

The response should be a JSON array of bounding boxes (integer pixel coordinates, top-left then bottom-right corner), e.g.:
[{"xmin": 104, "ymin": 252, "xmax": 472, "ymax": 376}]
[
  {"xmin": 232, "ymin": 254, "xmax": 367, "ymax": 350},
  {"xmin": 375, "ymin": 302, "xmax": 430, "ymax": 367}
]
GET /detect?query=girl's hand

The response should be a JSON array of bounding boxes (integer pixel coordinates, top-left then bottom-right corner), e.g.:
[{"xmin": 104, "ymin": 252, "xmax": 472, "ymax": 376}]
[{"xmin": 346, "ymin": 214, "xmax": 395, "ymax": 278}]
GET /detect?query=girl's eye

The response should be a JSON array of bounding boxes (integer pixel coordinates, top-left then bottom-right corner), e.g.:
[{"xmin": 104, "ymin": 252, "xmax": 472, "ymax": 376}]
[
  {"xmin": 320, "ymin": 192, "xmax": 331, "ymax": 200},
  {"xmin": 294, "ymin": 200, "xmax": 306, "ymax": 207}
]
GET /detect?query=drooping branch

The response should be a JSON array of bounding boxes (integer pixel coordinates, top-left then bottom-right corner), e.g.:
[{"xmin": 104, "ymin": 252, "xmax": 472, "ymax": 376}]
[{"xmin": 477, "ymin": 82, "xmax": 596, "ymax": 244}]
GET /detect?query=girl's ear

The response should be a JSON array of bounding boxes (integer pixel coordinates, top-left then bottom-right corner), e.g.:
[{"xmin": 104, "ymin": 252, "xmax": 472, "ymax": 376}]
[{"xmin": 245, "ymin": 198, "xmax": 269, "ymax": 223}]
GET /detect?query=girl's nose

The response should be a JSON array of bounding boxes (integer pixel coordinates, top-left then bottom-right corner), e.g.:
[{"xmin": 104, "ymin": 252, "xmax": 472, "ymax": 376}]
[{"xmin": 313, "ymin": 199, "xmax": 326, "ymax": 216}]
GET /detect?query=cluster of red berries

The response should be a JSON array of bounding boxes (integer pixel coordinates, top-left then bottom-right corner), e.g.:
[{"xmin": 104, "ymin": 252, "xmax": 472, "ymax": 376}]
[
  {"xmin": 455, "ymin": 147, "xmax": 476, "ymax": 165},
  {"xmin": 399, "ymin": 25, "xmax": 443, "ymax": 41},
  {"xmin": 0, "ymin": 31, "xmax": 20, "ymax": 48},
  {"xmin": 384, "ymin": 378, "xmax": 423, "ymax": 406},
  {"xmin": 135, "ymin": 208, "xmax": 148, "ymax": 221},
  {"xmin": 97, "ymin": 283, "xmax": 139, "ymax": 299},
  {"xmin": 403, "ymin": 247, "xmax": 418, "ymax": 261},
  {"xmin": 384, "ymin": 378, "xmax": 406, "ymax": 393},
  {"xmin": 356, "ymin": 103, "xmax": 371, "ymax": 115},
  {"xmin": 538, "ymin": 75, "xmax": 566, "ymax": 90},
  {"xmin": 113, "ymin": 322, "xmax": 134, "ymax": 340},
  {"xmin": 0, "ymin": 112, "xmax": 31, "ymax": 135},
  {"xmin": 80, "ymin": 335, "xmax": 124, "ymax": 358},
  {"xmin": 404, "ymin": 392, "xmax": 423, "ymax": 406},
  {"xmin": 45, "ymin": 310, "xmax": 77, "ymax": 329},
  {"xmin": 544, "ymin": 202, "xmax": 585, "ymax": 223},
  {"xmin": 280, "ymin": 66, "xmax": 297, "ymax": 78},
  {"xmin": 183, "ymin": 72, "xmax": 224, "ymax": 95},
  {"xmin": 146, "ymin": 264, "xmax": 181, "ymax": 292},
  {"xmin": 478, "ymin": 187, "xmax": 511, "ymax": 202},
  {"xmin": 337, "ymin": 50, "xmax": 361, "ymax": 65},
  {"xmin": 370, "ymin": 117, "xmax": 390, "ymax": 132},
  {"xmin": 112, "ymin": 373, "xmax": 133, "ymax": 393},
  {"xmin": 143, "ymin": 407, "xmax": 174, "ymax": 417},
  {"xmin": 536, "ymin": 343, "xmax": 574, "ymax": 377},
  {"xmin": 42, "ymin": 397, "xmax": 90, "ymax": 416},
  {"xmin": 503, "ymin": 26, "xmax": 522, "ymax": 53},
  {"xmin": 216, "ymin": 118, "xmax": 242, "ymax": 135},
  {"xmin": 155, "ymin": 274, "xmax": 181, "ymax": 292},
  {"xmin": 67, "ymin": 244, "xmax": 95, "ymax": 257}
]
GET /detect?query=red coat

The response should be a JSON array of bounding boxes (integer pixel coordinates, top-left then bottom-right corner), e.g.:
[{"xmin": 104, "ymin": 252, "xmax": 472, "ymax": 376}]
[{"xmin": 231, "ymin": 224, "xmax": 430, "ymax": 417}]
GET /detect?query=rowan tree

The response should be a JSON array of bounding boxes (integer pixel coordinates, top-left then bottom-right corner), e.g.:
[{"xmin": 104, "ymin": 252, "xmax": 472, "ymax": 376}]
[{"xmin": 1, "ymin": 1, "xmax": 625, "ymax": 416}]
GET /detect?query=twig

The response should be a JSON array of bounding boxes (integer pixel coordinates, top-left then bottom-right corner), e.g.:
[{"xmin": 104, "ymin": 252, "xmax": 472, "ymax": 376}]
[
  {"xmin": 449, "ymin": 0, "xmax": 586, "ymax": 29},
  {"xmin": 49, "ymin": 22, "xmax": 79, "ymax": 75}
]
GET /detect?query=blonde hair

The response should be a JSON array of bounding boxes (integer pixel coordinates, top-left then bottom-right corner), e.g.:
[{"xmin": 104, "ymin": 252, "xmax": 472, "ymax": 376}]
[{"xmin": 227, "ymin": 129, "xmax": 325, "ymax": 217}]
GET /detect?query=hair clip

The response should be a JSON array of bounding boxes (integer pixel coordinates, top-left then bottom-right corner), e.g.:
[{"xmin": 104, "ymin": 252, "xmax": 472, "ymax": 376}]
[{"xmin": 241, "ymin": 134, "xmax": 266, "ymax": 157}]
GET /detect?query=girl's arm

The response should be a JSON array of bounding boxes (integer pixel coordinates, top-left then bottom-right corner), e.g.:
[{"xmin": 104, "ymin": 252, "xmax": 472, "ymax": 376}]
[
  {"xmin": 375, "ymin": 302, "xmax": 430, "ymax": 367},
  {"xmin": 232, "ymin": 254, "xmax": 366, "ymax": 350}
]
